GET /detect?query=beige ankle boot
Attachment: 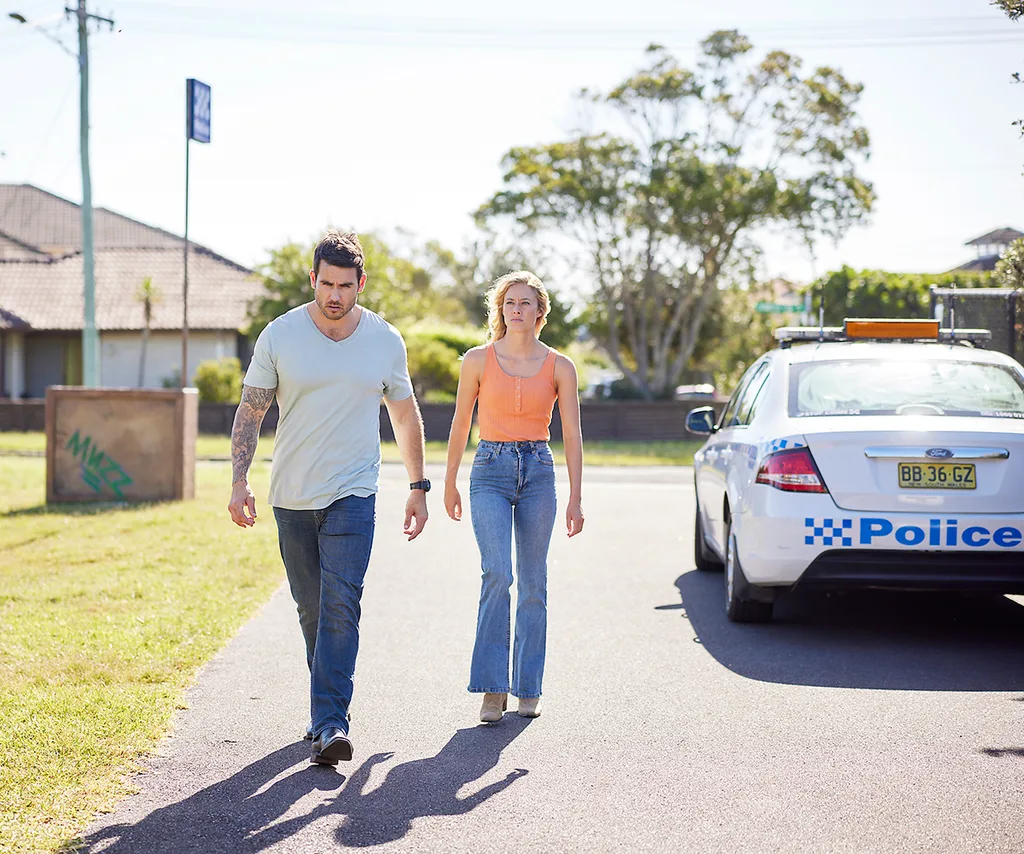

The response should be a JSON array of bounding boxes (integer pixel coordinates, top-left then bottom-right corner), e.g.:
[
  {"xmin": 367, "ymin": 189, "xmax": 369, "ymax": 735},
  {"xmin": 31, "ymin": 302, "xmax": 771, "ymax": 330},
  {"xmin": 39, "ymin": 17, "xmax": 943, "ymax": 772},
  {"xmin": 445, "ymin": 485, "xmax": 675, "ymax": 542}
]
[
  {"xmin": 517, "ymin": 697, "xmax": 540, "ymax": 718},
  {"xmin": 479, "ymin": 693, "xmax": 507, "ymax": 722}
]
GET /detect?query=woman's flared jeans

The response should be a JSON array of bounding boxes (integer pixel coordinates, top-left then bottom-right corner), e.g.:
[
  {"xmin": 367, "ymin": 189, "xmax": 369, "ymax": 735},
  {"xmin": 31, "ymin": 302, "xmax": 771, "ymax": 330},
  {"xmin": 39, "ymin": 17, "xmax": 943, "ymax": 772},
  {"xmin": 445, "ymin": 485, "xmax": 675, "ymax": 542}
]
[{"xmin": 468, "ymin": 440, "xmax": 557, "ymax": 699}]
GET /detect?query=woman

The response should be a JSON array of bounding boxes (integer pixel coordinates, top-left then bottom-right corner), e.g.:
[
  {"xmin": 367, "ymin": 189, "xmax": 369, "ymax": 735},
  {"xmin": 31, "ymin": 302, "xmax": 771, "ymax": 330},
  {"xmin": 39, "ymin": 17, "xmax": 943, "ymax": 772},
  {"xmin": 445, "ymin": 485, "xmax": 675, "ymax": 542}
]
[{"xmin": 444, "ymin": 271, "xmax": 585, "ymax": 722}]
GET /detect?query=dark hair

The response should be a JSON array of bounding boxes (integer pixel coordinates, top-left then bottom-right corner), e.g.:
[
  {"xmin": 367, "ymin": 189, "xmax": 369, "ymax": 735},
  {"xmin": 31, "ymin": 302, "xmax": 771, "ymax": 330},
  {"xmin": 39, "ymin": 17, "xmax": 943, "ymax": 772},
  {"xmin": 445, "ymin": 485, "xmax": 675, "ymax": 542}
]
[{"xmin": 313, "ymin": 230, "xmax": 365, "ymax": 281}]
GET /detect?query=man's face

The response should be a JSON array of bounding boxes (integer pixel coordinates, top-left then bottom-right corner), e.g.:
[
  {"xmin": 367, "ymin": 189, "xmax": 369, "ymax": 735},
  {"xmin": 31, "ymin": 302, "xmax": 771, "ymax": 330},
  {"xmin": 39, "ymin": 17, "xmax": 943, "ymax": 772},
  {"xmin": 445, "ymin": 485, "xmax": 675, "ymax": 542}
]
[{"xmin": 310, "ymin": 263, "xmax": 365, "ymax": 321}]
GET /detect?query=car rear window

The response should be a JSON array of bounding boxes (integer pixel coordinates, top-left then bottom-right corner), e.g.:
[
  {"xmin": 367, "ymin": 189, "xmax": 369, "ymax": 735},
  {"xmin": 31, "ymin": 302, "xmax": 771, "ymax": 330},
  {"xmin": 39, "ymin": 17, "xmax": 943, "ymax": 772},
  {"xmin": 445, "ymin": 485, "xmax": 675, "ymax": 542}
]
[{"xmin": 789, "ymin": 359, "xmax": 1024, "ymax": 418}]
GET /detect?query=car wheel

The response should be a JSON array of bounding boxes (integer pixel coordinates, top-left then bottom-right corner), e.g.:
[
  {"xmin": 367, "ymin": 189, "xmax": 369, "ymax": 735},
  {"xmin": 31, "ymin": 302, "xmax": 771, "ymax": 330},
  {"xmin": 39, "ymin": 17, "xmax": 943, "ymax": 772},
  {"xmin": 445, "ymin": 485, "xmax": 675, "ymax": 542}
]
[
  {"xmin": 694, "ymin": 504, "xmax": 723, "ymax": 572},
  {"xmin": 725, "ymin": 523, "xmax": 773, "ymax": 623}
]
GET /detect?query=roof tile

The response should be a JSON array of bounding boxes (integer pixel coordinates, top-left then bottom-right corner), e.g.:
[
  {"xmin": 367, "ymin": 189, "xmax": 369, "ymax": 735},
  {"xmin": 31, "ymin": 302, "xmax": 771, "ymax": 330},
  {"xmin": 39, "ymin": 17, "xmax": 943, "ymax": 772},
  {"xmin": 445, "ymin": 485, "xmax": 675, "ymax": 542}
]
[
  {"xmin": 0, "ymin": 183, "xmax": 262, "ymax": 333},
  {"xmin": 0, "ymin": 247, "xmax": 262, "ymax": 331}
]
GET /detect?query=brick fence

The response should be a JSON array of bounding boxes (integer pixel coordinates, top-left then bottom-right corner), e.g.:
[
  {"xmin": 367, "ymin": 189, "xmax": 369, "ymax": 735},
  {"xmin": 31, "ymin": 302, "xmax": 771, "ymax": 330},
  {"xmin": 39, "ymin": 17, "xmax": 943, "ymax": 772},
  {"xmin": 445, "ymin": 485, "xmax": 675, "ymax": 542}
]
[{"xmin": 0, "ymin": 399, "xmax": 723, "ymax": 442}]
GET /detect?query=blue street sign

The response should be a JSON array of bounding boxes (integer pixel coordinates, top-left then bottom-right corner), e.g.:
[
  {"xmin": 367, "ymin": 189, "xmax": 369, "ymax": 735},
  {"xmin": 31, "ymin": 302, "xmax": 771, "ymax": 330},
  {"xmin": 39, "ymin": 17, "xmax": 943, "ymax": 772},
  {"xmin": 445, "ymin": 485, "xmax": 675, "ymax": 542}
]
[{"xmin": 186, "ymin": 79, "xmax": 211, "ymax": 144}]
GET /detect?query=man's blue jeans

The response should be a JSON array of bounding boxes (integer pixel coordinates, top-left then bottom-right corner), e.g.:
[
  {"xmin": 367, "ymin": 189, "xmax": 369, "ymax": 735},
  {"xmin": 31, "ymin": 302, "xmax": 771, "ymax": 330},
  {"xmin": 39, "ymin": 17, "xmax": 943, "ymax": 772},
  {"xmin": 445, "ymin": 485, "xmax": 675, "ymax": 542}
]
[
  {"xmin": 273, "ymin": 495, "xmax": 375, "ymax": 738},
  {"xmin": 468, "ymin": 440, "xmax": 557, "ymax": 699}
]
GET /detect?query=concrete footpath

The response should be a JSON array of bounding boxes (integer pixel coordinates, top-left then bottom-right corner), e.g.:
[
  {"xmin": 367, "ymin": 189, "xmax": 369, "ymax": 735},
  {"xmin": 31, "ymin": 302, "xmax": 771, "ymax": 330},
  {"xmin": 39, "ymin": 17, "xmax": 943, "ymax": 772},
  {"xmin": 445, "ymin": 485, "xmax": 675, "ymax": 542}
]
[
  {"xmin": 80, "ymin": 464, "xmax": 670, "ymax": 854},
  {"xmin": 83, "ymin": 584, "xmax": 333, "ymax": 852},
  {"xmin": 80, "ymin": 463, "xmax": 1024, "ymax": 853}
]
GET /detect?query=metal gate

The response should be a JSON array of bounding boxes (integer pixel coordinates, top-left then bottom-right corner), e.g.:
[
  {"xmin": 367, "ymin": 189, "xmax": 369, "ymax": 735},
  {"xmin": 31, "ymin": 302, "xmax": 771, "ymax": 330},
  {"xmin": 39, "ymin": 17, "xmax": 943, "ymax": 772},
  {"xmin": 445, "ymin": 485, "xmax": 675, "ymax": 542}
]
[{"xmin": 929, "ymin": 287, "xmax": 1022, "ymax": 362}]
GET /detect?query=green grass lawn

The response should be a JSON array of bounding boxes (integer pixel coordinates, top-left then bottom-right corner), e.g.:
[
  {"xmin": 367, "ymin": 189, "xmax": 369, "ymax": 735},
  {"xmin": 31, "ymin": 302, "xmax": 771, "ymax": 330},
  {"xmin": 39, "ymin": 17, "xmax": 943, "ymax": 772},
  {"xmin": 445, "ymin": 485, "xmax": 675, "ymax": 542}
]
[
  {"xmin": 0, "ymin": 432, "xmax": 698, "ymax": 852},
  {"xmin": 0, "ymin": 432, "xmax": 701, "ymax": 467},
  {"xmin": 0, "ymin": 456, "xmax": 284, "ymax": 854}
]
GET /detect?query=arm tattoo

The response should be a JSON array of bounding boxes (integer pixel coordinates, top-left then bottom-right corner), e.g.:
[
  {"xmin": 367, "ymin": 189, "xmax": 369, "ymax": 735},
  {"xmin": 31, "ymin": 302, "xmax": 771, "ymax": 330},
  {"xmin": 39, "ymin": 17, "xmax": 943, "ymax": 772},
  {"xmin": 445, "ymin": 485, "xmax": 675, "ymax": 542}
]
[{"xmin": 231, "ymin": 385, "xmax": 276, "ymax": 484}]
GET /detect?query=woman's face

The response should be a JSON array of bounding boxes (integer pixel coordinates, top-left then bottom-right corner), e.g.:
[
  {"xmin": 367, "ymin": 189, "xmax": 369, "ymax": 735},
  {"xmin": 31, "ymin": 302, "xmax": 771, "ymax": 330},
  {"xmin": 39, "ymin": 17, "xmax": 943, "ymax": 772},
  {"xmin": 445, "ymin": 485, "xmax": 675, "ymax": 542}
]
[{"xmin": 501, "ymin": 282, "xmax": 542, "ymax": 334}]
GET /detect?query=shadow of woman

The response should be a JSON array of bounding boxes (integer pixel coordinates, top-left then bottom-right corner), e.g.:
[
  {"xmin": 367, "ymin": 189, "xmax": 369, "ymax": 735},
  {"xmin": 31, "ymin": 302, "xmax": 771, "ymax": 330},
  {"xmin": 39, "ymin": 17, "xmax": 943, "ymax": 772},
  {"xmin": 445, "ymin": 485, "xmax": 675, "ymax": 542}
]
[{"xmin": 249, "ymin": 718, "xmax": 533, "ymax": 849}]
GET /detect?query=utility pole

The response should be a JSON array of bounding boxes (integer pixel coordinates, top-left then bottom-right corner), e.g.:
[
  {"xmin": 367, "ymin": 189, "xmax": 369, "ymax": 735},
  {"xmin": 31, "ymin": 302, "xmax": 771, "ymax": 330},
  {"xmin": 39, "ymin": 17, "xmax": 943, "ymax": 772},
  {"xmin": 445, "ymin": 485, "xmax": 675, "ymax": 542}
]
[
  {"xmin": 70, "ymin": 1, "xmax": 115, "ymax": 387},
  {"xmin": 9, "ymin": 7, "xmax": 111, "ymax": 385}
]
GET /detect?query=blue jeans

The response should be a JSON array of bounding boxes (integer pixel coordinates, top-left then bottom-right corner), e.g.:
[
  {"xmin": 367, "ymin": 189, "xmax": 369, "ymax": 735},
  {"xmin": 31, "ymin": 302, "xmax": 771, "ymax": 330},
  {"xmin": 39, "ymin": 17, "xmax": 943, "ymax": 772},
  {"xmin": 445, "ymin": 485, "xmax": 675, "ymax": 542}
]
[
  {"xmin": 273, "ymin": 495, "xmax": 376, "ymax": 738},
  {"xmin": 468, "ymin": 440, "xmax": 557, "ymax": 699}
]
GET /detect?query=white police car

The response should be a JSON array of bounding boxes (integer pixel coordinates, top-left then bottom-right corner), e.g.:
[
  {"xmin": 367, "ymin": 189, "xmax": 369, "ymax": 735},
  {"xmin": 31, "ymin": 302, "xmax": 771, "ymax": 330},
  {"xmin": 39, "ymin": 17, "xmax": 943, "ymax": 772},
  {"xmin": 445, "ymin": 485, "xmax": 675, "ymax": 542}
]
[{"xmin": 686, "ymin": 319, "xmax": 1024, "ymax": 623}]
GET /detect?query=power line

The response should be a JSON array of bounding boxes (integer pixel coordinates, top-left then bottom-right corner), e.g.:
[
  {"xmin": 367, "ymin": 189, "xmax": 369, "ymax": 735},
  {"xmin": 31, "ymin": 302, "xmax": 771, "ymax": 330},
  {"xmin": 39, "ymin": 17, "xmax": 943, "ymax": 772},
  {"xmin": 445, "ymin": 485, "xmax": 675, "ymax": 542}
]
[
  {"xmin": 111, "ymin": 30, "xmax": 1024, "ymax": 52},
  {"xmin": 99, "ymin": 3, "xmax": 1024, "ymax": 49},
  {"xmin": 13, "ymin": 3, "xmax": 1022, "ymax": 51},
  {"xmin": 110, "ymin": 4, "xmax": 1007, "ymax": 33}
]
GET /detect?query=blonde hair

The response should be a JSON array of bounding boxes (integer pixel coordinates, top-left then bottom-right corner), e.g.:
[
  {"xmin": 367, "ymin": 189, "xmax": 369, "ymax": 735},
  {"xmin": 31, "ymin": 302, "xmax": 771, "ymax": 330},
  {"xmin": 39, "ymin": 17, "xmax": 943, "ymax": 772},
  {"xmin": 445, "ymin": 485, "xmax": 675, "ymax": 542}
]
[{"xmin": 485, "ymin": 271, "xmax": 550, "ymax": 342}]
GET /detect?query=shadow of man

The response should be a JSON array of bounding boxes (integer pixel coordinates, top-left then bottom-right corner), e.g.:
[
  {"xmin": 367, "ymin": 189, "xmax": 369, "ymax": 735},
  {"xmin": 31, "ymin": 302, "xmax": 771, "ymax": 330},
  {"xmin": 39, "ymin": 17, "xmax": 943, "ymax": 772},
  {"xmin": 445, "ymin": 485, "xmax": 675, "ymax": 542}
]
[
  {"xmin": 79, "ymin": 742, "xmax": 342, "ymax": 853},
  {"xmin": 249, "ymin": 718, "xmax": 533, "ymax": 849}
]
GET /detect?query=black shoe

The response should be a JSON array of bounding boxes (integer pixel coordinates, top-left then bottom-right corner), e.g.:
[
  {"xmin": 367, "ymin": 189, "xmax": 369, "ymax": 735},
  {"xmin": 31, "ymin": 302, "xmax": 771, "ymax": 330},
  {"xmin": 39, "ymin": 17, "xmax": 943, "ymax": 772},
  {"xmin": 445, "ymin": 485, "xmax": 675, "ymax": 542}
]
[
  {"xmin": 310, "ymin": 728, "xmax": 353, "ymax": 765},
  {"xmin": 305, "ymin": 711, "xmax": 351, "ymax": 741}
]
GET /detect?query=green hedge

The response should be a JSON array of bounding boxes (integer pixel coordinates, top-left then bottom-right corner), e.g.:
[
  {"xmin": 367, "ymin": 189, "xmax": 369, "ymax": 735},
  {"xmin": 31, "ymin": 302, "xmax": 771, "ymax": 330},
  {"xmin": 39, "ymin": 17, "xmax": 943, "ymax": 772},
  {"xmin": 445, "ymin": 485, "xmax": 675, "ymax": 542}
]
[
  {"xmin": 806, "ymin": 267, "xmax": 994, "ymax": 326},
  {"xmin": 403, "ymin": 324, "xmax": 486, "ymax": 402},
  {"xmin": 192, "ymin": 357, "xmax": 243, "ymax": 404}
]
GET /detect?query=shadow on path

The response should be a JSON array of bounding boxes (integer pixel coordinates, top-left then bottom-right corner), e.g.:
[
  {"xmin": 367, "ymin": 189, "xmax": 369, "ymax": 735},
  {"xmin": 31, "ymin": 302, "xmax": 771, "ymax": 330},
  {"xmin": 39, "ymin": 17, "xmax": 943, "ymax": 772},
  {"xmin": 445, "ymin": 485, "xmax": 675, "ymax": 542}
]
[
  {"xmin": 253, "ymin": 717, "xmax": 532, "ymax": 849},
  {"xmin": 661, "ymin": 569, "xmax": 1024, "ymax": 691},
  {"xmin": 80, "ymin": 719, "xmax": 531, "ymax": 853},
  {"xmin": 79, "ymin": 743, "xmax": 335, "ymax": 853}
]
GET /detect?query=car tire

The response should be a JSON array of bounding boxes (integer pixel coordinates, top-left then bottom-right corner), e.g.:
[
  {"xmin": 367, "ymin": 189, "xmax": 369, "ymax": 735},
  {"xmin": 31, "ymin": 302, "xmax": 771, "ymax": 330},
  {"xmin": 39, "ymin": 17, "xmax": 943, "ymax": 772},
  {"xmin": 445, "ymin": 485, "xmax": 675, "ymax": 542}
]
[
  {"xmin": 725, "ymin": 523, "xmax": 773, "ymax": 623},
  {"xmin": 694, "ymin": 504, "xmax": 723, "ymax": 572}
]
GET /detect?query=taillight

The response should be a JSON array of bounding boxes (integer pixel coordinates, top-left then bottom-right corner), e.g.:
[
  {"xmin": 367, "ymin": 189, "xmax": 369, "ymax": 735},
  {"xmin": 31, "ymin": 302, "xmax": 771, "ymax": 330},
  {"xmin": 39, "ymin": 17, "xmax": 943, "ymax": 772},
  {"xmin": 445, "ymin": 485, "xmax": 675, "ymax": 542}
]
[{"xmin": 755, "ymin": 447, "xmax": 829, "ymax": 493}]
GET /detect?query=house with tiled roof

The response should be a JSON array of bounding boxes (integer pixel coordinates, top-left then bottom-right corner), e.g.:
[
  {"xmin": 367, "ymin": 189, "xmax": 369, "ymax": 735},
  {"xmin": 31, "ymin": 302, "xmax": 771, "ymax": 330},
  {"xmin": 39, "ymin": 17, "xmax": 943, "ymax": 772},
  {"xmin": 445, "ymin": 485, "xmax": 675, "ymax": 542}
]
[
  {"xmin": 949, "ymin": 227, "xmax": 1024, "ymax": 272},
  {"xmin": 0, "ymin": 184, "xmax": 263, "ymax": 398}
]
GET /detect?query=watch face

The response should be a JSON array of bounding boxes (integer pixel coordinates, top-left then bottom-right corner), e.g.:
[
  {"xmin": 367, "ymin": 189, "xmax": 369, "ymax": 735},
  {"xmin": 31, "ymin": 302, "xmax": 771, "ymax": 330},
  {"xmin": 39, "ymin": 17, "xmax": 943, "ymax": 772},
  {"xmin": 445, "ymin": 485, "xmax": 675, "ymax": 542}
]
[{"xmin": 411, "ymin": 479, "xmax": 431, "ymax": 492}]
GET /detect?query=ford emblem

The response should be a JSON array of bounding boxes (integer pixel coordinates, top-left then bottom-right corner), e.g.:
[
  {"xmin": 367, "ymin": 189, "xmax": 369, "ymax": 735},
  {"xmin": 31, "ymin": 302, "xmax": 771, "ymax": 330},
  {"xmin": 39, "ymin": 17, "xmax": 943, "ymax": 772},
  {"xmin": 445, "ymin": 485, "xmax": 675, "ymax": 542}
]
[{"xmin": 925, "ymin": 448, "xmax": 953, "ymax": 459}]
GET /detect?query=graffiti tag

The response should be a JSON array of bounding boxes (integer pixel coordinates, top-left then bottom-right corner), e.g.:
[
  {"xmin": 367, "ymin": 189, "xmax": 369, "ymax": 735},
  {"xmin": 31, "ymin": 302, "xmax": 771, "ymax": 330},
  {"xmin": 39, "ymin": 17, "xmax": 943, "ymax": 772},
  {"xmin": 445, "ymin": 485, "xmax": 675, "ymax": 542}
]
[{"xmin": 65, "ymin": 430, "xmax": 134, "ymax": 498}]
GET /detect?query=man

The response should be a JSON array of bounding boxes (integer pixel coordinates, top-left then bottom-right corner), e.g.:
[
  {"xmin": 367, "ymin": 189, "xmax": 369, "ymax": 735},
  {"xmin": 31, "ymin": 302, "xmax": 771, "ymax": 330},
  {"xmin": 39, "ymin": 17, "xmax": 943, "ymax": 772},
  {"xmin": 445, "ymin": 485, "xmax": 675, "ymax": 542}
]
[{"xmin": 227, "ymin": 229, "xmax": 430, "ymax": 765}]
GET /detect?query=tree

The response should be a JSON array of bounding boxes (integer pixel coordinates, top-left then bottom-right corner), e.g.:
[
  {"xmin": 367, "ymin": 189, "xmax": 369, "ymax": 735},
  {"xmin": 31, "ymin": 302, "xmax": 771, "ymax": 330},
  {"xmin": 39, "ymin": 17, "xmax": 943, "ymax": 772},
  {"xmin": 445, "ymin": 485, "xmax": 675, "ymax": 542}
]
[
  {"xmin": 359, "ymin": 233, "xmax": 464, "ymax": 326},
  {"xmin": 688, "ymin": 281, "xmax": 782, "ymax": 394},
  {"xmin": 808, "ymin": 267, "xmax": 993, "ymax": 326},
  {"xmin": 996, "ymin": 238, "xmax": 1024, "ymax": 289},
  {"xmin": 478, "ymin": 34, "xmax": 873, "ymax": 399},
  {"xmin": 245, "ymin": 232, "xmax": 465, "ymax": 338},
  {"xmin": 193, "ymin": 357, "xmax": 243, "ymax": 403},
  {"xmin": 134, "ymin": 276, "xmax": 161, "ymax": 387},
  {"xmin": 424, "ymin": 236, "xmax": 581, "ymax": 349},
  {"xmin": 993, "ymin": 1, "xmax": 1024, "ymax": 20},
  {"xmin": 993, "ymin": 1, "xmax": 1024, "ymax": 138},
  {"xmin": 245, "ymin": 242, "xmax": 311, "ymax": 338}
]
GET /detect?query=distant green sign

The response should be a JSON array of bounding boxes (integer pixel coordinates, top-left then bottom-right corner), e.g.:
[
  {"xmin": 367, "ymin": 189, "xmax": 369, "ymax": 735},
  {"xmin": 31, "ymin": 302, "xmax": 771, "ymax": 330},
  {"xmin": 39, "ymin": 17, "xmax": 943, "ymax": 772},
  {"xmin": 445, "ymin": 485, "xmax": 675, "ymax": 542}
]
[{"xmin": 755, "ymin": 301, "xmax": 804, "ymax": 314}]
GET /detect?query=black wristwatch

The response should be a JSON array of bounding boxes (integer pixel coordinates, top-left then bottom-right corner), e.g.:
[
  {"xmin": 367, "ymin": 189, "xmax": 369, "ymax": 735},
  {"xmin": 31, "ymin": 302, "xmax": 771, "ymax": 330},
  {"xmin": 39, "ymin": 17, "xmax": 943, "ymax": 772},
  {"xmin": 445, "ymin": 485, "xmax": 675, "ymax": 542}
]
[{"xmin": 410, "ymin": 479, "xmax": 431, "ymax": 492}]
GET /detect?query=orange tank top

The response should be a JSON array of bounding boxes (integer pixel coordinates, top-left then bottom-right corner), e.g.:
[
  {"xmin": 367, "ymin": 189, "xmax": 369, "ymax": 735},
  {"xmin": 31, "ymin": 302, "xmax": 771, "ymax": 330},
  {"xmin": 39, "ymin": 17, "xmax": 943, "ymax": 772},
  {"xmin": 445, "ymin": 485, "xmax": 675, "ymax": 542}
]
[{"xmin": 477, "ymin": 344, "xmax": 558, "ymax": 442}]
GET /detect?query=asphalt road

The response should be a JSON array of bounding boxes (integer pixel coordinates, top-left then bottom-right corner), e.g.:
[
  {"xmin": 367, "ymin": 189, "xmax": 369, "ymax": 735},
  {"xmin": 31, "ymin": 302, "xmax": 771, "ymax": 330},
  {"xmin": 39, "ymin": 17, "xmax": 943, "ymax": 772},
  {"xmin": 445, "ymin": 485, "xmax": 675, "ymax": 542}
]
[{"xmin": 83, "ymin": 464, "xmax": 1024, "ymax": 853}]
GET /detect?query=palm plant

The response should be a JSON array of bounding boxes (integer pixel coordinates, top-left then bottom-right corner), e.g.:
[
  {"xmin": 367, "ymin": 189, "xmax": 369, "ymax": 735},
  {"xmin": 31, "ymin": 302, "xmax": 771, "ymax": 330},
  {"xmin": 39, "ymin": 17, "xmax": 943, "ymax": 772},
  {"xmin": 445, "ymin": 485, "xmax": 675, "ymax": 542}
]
[{"xmin": 135, "ymin": 277, "xmax": 162, "ymax": 387}]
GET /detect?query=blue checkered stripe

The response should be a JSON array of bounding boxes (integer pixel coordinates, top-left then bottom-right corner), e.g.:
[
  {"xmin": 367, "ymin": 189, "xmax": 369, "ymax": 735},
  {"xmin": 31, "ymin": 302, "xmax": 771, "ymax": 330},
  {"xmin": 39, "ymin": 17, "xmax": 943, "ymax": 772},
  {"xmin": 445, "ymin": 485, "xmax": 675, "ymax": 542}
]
[
  {"xmin": 805, "ymin": 518, "xmax": 853, "ymax": 547},
  {"xmin": 764, "ymin": 437, "xmax": 807, "ymax": 454}
]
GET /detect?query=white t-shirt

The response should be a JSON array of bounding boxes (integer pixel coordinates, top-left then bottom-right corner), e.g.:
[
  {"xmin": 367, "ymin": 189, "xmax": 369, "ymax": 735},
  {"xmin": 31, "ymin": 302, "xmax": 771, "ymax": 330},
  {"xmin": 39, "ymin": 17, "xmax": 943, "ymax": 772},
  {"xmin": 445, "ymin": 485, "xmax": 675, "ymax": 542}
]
[{"xmin": 244, "ymin": 304, "xmax": 413, "ymax": 510}]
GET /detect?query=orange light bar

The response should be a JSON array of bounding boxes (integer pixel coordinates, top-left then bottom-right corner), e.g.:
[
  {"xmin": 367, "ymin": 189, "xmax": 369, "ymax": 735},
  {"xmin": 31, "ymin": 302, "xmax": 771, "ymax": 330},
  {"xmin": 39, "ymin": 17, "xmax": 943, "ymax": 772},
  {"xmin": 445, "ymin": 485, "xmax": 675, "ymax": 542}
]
[{"xmin": 844, "ymin": 318, "xmax": 940, "ymax": 340}]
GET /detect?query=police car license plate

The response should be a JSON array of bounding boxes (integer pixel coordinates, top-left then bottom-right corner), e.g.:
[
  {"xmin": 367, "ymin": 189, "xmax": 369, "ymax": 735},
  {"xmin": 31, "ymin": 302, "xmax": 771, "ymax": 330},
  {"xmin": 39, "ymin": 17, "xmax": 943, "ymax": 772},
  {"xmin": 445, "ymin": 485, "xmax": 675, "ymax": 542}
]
[{"xmin": 897, "ymin": 462, "xmax": 976, "ymax": 489}]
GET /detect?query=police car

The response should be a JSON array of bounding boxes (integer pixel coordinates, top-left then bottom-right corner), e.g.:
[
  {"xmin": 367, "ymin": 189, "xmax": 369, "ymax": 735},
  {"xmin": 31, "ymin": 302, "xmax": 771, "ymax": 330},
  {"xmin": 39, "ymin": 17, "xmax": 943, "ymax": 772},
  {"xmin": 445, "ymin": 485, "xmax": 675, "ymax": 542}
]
[{"xmin": 686, "ymin": 318, "xmax": 1024, "ymax": 623}]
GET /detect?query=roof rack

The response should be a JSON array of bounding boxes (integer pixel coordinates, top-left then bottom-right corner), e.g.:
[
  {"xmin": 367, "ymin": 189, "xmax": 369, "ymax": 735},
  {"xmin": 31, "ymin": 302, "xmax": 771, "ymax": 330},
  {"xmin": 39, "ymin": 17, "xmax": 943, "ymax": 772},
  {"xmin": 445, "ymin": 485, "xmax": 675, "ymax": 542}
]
[{"xmin": 775, "ymin": 318, "xmax": 992, "ymax": 348}]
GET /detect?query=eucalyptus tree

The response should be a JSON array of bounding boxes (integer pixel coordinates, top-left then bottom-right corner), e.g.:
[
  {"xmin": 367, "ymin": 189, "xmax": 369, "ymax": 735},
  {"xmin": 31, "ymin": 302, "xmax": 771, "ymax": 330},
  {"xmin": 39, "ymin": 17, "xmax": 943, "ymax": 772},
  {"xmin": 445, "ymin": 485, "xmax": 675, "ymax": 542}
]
[
  {"xmin": 992, "ymin": 1, "xmax": 1024, "ymax": 20},
  {"xmin": 245, "ymin": 233, "xmax": 463, "ymax": 338},
  {"xmin": 479, "ymin": 32, "xmax": 873, "ymax": 398}
]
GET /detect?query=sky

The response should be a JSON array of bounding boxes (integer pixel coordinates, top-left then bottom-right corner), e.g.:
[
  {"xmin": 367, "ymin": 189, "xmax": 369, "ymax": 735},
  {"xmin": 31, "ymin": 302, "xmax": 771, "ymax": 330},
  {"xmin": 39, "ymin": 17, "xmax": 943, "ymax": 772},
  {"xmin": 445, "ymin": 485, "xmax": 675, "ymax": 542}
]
[{"xmin": 2, "ymin": 0, "xmax": 1023, "ymax": 290}]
